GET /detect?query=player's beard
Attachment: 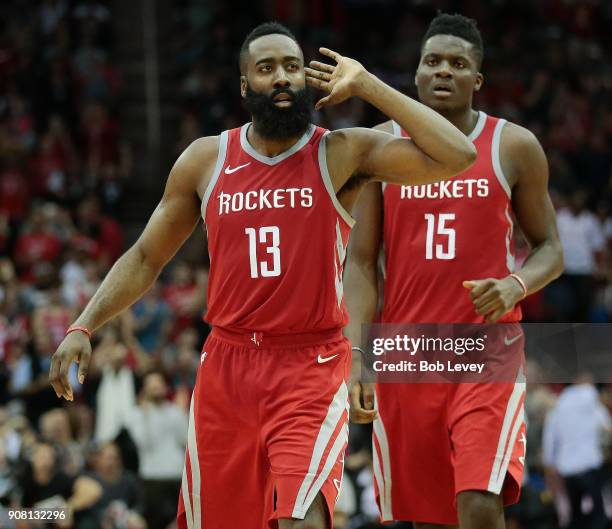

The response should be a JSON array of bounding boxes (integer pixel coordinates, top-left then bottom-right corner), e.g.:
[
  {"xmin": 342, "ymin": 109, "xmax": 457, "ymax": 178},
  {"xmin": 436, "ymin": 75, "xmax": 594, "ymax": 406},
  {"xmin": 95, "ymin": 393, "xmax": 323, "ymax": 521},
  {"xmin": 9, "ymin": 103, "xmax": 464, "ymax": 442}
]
[{"xmin": 243, "ymin": 85, "xmax": 312, "ymax": 140}]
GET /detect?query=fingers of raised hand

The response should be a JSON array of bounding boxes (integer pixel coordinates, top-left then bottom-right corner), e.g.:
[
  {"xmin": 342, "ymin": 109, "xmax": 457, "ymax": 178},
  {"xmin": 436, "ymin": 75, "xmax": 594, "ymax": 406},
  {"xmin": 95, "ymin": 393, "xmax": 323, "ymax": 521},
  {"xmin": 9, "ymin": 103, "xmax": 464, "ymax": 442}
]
[
  {"xmin": 314, "ymin": 95, "xmax": 332, "ymax": 111},
  {"xmin": 309, "ymin": 60, "xmax": 335, "ymax": 73},
  {"xmin": 304, "ymin": 66, "xmax": 332, "ymax": 82},
  {"xmin": 319, "ymin": 47, "xmax": 341, "ymax": 62},
  {"xmin": 306, "ymin": 77, "xmax": 330, "ymax": 93}
]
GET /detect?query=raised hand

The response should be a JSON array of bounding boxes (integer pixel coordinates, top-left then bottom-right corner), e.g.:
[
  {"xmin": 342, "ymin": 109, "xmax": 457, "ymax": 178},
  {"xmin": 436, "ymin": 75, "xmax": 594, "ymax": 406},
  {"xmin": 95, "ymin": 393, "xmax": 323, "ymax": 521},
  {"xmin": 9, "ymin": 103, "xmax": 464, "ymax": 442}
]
[{"xmin": 305, "ymin": 47, "xmax": 368, "ymax": 111}]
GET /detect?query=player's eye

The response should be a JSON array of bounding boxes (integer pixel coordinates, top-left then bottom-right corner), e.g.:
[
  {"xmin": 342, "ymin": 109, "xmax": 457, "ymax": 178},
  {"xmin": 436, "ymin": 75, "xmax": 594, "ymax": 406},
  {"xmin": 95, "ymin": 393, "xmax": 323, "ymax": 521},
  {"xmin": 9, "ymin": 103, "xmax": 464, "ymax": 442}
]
[
  {"xmin": 455, "ymin": 61, "xmax": 465, "ymax": 68},
  {"xmin": 287, "ymin": 63, "xmax": 299, "ymax": 71},
  {"xmin": 259, "ymin": 64, "xmax": 272, "ymax": 72},
  {"xmin": 427, "ymin": 58, "xmax": 438, "ymax": 66}
]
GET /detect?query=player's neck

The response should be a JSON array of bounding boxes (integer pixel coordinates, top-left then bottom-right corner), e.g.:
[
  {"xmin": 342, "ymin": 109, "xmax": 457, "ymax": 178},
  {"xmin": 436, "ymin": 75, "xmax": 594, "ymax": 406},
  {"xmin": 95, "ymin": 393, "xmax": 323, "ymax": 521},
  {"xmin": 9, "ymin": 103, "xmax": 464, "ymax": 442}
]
[
  {"xmin": 247, "ymin": 123, "xmax": 305, "ymax": 158},
  {"xmin": 438, "ymin": 107, "xmax": 480, "ymax": 138}
]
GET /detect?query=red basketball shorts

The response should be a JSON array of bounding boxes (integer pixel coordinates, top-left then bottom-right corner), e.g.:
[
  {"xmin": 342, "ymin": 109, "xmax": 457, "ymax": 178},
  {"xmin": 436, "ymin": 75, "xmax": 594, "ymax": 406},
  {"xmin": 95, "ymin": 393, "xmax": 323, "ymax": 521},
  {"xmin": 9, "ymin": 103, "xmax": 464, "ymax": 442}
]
[
  {"xmin": 176, "ymin": 327, "xmax": 351, "ymax": 529},
  {"xmin": 373, "ymin": 372, "xmax": 526, "ymax": 525}
]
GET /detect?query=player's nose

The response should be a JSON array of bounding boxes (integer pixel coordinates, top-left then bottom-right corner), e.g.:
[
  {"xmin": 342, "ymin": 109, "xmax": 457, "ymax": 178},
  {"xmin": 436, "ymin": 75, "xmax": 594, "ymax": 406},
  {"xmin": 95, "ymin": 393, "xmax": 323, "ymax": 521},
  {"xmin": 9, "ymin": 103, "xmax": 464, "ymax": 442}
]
[
  {"xmin": 435, "ymin": 67, "xmax": 453, "ymax": 78},
  {"xmin": 434, "ymin": 61, "xmax": 453, "ymax": 78},
  {"xmin": 273, "ymin": 69, "xmax": 291, "ymax": 88}
]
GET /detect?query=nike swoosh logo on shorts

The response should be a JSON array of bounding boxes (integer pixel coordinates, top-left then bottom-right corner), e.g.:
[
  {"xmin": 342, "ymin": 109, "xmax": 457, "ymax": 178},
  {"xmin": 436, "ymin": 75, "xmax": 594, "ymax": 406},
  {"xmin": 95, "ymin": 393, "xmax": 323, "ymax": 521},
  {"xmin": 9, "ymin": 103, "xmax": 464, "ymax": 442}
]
[
  {"xmin": 317, "ymin": 354, "xmax": 338, "ymax": 364},
  {"xmin": 224, "ymin": 162, "xmax": 251, "ymax": 174},
  {"xmin": 504, "ymin": 334, "xmax": 522, "ymax": 346}
]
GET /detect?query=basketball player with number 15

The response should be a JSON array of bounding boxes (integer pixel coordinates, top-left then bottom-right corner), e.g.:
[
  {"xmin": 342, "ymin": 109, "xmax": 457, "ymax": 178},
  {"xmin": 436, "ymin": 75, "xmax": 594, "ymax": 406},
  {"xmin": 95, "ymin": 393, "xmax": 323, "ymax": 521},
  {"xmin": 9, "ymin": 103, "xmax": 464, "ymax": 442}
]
[
  {"xmin": 49, "ymin": 22, "xmax": 475, "ymax": 529},
  {"xmin": 345, "ymin": 14, "xmax": 564, "ymax": 529}
]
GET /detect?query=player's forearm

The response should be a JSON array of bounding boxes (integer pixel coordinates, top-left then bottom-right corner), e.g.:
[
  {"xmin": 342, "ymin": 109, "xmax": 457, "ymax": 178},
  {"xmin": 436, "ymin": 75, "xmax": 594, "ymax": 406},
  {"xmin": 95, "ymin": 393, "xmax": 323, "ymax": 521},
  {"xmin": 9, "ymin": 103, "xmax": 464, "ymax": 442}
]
[
  {"xmin": 344, "ymin": 258, "xmax": 378, "ymax": 387},
  {"xmin": 344, "ymin": 259, "xmax": 379, "ymax": 347},
  {"xmin": 73, "ymin": 244, "xmax": 163, "ymax": 332},
  {"xmin": 356, "ymin": 73, "xmax": 476, "ymax": 172},
  {"xmin": 344, "ymin": 259, "xmax": 378, "ymax": 387},
  {"xmin": 514, "ymin": 238, "xmax": 564, "ymax": 295}
]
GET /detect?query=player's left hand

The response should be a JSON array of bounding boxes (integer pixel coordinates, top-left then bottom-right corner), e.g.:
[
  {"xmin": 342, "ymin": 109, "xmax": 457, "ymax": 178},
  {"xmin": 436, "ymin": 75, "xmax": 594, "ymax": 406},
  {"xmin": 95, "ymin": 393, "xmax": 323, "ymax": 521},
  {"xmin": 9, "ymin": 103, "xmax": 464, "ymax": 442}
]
[
  {"xmin": 305, "ymin": 48, "xmax": 368, "ymax": 111},
  {"xmin": 463, "ymin": 276, "xmax": 525, "ymax": 322},
  {"xmin": 350, "ymin": 382, "xmax": 377, "ymax": 424}
]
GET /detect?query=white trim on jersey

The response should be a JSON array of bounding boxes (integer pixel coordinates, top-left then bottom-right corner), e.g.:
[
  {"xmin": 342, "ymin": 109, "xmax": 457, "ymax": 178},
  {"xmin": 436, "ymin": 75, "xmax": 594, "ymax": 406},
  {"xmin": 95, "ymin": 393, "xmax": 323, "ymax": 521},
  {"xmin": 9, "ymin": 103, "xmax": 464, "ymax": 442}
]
[
  {"xmin": 334, "ymin": 219, "xmax": 346, "ymax": 306},
  {"xmin": 240, "ymin": 123, "xmax": 316, "ymax": 165},
  {"xmin": 373, "ymin": 406, "xmax": 393, "ymax": 521},
  {"xmin": 201, "ymin": 130, "xmax": 229, "ymax": 219},
  {"xmin": 391, "ymin": 120, "xmax": 402, "ymax": 137},
  {"xmin": 393, "ymin": 111, "xmax": 486, "ymax": 143},
  {"xmin": 187, "ymin": 392, "xmax": 202, "ymax": 528},
  {"xmin": 492, "ymin": 118, "xmax": 512, "ymax": 198},
  {"xmin": 318, "ymin": 132, "xmax": 356, "ymax": 228},
  {"xmin": 381, "ymin": 125, "xmax": 394, "ymax": 195},
  {"xmin": 181, "ymin": 462, "xmax": 193, "ymax": 529},
  {"xmin": 468, "ymin": 111, "xmax": 487, "ymax": 142},
  {"xmin": 292, "ymin": 381, "xmax": 349, "ymax": 518},
  {"xmin": 487, "ymin": 368, "xmax": 526, "ymax": 494},
  {"xmin": 504, "ymin": 205, "xmax": 516, "ymax": 272}
]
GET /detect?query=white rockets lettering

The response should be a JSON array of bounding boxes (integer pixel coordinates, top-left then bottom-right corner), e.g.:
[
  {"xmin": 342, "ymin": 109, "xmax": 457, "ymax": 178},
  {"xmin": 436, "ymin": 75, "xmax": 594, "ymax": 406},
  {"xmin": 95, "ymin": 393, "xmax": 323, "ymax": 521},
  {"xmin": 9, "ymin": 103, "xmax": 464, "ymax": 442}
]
[
  {"xmin": 400, "ymin": 179, "xmax": 489, "ymax": 200},
  {"xmin": 217, "ymin": 187, "xmax": 313, "ymax": 215}
]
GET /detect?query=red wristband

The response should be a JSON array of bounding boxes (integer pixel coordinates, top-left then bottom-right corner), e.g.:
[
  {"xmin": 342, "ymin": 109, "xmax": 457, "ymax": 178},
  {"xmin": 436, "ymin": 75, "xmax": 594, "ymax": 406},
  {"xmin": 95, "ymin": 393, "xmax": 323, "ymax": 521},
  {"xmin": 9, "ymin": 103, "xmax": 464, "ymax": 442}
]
[
  {"xmin": 509, "ymin": 273, "xmax": 527, "ymax": 299},
  {"xmin": 65, "ymin": 326, "xmax": 92, "ymax": 340}
]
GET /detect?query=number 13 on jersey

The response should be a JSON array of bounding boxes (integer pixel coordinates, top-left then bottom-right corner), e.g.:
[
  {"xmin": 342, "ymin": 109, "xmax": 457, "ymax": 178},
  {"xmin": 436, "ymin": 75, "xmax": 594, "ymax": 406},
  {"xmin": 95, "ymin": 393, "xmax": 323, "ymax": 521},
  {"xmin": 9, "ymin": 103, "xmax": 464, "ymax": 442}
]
[
  {"xmin": 245, "ymin": 226, "xmax": 281, "ymax": 278},
  {"xmin": 424, "ymin": 213, "xmax": 456, "ymax": 260}
]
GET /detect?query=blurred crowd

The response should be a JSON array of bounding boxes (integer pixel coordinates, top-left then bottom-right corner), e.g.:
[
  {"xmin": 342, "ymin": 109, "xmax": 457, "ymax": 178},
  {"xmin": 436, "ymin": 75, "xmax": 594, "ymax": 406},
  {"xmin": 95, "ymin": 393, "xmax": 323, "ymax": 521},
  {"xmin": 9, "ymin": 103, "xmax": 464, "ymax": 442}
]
[{"xmin": 1, "ymin": 0, "xmax": 612, "ymax": 528}]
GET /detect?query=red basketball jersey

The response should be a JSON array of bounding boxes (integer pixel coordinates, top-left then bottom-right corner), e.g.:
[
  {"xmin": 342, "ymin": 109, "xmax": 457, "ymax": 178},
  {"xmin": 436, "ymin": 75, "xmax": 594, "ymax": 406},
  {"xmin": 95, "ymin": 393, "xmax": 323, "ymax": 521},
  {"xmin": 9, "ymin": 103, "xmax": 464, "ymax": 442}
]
[
  {"xmin": 202, "ymin": 123, "xmax": 354, "ymax": 334},
  {"xmin": 381, "ymin": 112, "xmax": 522, "ymax": 324}
]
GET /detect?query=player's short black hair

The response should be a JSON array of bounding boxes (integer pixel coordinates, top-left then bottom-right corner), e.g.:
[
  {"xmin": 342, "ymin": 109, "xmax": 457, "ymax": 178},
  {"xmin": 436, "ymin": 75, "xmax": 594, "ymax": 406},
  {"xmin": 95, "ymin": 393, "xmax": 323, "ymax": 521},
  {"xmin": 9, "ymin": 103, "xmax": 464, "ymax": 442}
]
[
  {"xmin": 421, "ymin": 13, "xmax": 484, "ymax": 68},
  {"xmin": 239, "ymin": 22, "xmax": 300, "ymax": 74}
]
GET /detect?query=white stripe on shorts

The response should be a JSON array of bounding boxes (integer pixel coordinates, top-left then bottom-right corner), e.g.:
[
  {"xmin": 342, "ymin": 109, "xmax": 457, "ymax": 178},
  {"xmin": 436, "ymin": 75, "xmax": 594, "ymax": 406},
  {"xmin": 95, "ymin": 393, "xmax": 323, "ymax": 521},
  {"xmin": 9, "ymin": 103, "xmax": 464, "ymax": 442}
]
[
  {"xmin": 373, "ymin": 410, "xmax": 393, "ymax": 520},
  {"xmin": 292, "ymin": 381, "xmax": 349, "ymax": 517},
  {"xmin": 181, "ymin": 459, "xmax": 193, "ymax": 529},
  {"xmin": 187, "ymin": 392, "xmax": 202, "ymax": 528},
  {"xmin": 487, "ymin": 370, "xmax": 526, "ymax": 493}
]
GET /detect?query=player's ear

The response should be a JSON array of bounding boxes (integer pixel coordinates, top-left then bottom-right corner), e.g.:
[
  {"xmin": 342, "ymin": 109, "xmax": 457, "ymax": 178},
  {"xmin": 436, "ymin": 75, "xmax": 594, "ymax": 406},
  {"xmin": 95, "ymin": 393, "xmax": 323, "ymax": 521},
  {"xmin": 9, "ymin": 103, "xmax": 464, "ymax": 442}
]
[
  {"xmin": 474, "ymin": 72, "xmax": 484, "ymax": 92},
  {"xmin": 240, "ymin": 76, "xmax": 247, "ymax": 98}
]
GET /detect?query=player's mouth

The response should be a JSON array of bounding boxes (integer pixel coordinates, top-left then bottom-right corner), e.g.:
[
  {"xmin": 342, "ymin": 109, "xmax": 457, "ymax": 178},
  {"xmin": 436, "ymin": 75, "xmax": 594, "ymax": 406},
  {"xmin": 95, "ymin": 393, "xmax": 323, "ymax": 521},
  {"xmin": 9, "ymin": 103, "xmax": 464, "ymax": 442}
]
[
  {"xmin": 432, "ymin": 83, "xmax": 454, "ymax": 98},
  {"xmin": 273, "ymin": 93, "xmax": 294, "ymax": 108}
]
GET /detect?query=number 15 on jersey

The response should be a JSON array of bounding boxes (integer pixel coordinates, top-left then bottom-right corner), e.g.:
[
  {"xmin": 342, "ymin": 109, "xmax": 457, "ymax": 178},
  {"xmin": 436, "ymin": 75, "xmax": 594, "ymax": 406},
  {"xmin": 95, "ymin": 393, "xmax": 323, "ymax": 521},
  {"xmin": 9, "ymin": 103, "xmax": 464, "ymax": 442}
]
[
  {"xmin": 245, "ymin": 226, "xmax": 281, "ymax": 278},
  {"xmin": 424, "ymin": 213, "xmax": 456, "ymax": 260}
]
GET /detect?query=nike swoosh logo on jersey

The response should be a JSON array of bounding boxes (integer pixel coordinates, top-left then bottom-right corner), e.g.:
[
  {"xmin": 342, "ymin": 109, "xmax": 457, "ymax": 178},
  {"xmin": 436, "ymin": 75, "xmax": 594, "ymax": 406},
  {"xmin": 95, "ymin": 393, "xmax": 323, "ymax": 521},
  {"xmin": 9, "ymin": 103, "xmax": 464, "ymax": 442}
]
[
  {"xmin": 317, "ymin": 354, "xmax": 338, "ymax": 364},
  {"xmin": 201, "ymin": 352, "xmax": 207, "ymax": 364},
  {"xmin": 224, "ymin": 162, "xmax": 251, "ymax": 174},
  {"xmin": 504, "ymin": 334, "xmax": 522, "ymax": 346},
  {"xmin": 333, "ymin": 478, "xmax": 342, "ymax": 491}
]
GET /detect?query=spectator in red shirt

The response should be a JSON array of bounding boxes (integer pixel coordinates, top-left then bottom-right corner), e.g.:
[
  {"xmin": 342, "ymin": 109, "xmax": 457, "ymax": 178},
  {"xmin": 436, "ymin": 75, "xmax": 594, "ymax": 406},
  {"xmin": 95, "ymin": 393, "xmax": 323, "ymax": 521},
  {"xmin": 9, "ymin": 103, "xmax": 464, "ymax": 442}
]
[{"xmin": 14, "ymin": 206, "xmax": 63, "ymax": 282}]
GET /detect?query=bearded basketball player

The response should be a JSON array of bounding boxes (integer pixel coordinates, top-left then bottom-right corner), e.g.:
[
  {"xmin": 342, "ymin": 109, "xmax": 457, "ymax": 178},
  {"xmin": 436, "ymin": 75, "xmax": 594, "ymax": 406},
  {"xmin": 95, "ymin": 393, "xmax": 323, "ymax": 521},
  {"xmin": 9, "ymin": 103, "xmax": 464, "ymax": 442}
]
[{"xmin": 50, "ymin": 21, "xmax": 475, "ymax": 529}]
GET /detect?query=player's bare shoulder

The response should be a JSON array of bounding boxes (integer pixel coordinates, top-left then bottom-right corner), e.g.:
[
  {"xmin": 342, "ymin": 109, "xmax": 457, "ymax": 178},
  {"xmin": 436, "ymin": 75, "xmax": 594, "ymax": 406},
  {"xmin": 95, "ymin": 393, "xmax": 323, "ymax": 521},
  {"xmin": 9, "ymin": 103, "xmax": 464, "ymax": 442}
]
[
  {"xmin": 172, "ymin": 136, "xmax": 221, "ymax": 199},
  {"xmin": 499, "ymin": 121, "xmax": 547, "ymax": 189},
  {"xmin": 323, "ymin": 128, "xmax": 360, "ymax": 192}
]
